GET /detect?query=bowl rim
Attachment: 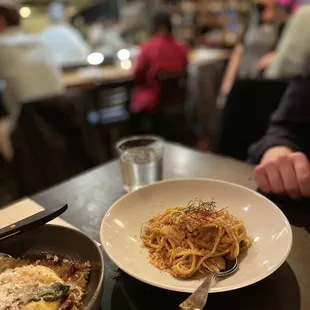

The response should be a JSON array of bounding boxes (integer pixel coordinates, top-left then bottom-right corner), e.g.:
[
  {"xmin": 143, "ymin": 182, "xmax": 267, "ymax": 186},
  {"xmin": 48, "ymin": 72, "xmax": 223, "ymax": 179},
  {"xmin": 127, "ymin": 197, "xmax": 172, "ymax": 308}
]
[
  {"xmin": 100, "ymin": 178, "xmax": 293, "ymax": 293},
  {"xmin": 45, "ymin": 225, "xmax": 104, "ymax": 309}
]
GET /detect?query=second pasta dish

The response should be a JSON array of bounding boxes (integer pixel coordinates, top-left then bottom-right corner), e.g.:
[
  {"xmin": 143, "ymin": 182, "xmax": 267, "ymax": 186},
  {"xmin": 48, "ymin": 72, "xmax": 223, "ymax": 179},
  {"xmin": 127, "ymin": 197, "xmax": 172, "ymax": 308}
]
[
  {"xmin": 141, "ymin": 199, "xmax": 253, "ymax": 279},
  {"xmin": 0, "ymin": 255, "xmax": 90, "ymax": 310}
]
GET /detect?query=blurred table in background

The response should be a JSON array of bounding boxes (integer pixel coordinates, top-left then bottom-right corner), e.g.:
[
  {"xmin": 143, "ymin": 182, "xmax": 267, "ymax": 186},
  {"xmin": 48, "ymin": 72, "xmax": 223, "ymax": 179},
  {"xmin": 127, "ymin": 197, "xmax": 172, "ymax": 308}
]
[
  {"xmin": 62, "ymin": 48, "xmax": 230, "ymax": 89},
  {"xmin": 62, "ymin": 48, "xmax": 231, "ymax": 139},
  {"xmin": 63, "ymin": 65, "xmax": 134, "ymax": 90}
]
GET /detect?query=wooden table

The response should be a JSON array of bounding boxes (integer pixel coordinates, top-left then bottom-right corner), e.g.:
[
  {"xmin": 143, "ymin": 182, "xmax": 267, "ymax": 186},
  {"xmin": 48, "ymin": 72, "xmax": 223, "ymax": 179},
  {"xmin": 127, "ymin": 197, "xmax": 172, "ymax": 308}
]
[
  {"xmin": 32, "ymin": 142, "xmax": 308, "ymax": 310},
  {"xmin": 62, "ymin": 48, "xmax": 231, "ymax": 89},
  {"xmin": 63, "ymin": 65, "xmax": 134, "ymax": 89}
]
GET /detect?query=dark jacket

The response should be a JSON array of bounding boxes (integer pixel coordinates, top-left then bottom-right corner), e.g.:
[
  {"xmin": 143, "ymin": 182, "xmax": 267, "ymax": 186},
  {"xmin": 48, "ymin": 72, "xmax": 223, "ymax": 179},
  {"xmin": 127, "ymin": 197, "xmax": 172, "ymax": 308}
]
[{"xmin": 249, "ymin": 65, "xmax": 310, "ymax": 163}]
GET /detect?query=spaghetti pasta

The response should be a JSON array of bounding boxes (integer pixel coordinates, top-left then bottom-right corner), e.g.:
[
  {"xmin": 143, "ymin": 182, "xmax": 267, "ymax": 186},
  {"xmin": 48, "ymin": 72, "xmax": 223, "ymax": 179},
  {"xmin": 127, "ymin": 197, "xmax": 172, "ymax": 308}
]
[{"xmin": 141, "ymin": 199, "xmax": 253, "ymax": 279}]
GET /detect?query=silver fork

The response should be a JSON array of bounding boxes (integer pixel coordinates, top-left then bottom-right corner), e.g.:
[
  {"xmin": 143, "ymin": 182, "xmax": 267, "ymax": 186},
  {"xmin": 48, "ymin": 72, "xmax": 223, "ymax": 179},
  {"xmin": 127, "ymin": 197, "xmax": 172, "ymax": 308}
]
[{"xmin": 179, "ymin": 259, "xmax": 239, "ymax": 310}]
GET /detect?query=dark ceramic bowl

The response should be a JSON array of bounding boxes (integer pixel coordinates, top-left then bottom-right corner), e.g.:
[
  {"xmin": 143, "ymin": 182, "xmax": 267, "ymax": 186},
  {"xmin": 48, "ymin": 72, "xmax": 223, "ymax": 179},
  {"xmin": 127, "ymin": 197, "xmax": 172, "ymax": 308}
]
[{"xmin": 0, "ymin": 224, "xmax": 104, "ymax": 310}]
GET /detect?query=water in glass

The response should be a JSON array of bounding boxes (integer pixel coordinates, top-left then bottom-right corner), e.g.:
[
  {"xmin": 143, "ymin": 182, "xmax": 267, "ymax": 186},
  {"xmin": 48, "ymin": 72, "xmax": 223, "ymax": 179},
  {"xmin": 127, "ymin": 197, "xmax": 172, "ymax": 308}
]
[{"xmin": 120, "ymin": 146, "xmax": 163, "ymax": 192}]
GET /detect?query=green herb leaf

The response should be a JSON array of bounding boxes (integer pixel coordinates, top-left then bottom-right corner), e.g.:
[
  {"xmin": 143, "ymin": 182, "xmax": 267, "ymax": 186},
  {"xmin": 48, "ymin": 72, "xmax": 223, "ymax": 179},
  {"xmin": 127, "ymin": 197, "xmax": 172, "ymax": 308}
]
[{"xmin": 183, "ymin": 198, "xmax": 217, "ymax": 214}]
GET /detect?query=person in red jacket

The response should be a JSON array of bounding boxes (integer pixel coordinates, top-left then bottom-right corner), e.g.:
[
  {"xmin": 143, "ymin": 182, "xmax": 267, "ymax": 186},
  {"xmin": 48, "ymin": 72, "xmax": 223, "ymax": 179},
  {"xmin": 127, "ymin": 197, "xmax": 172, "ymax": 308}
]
[{"xmin": 131, "ymin": 10, "xmax": 188, "ymax": 114}]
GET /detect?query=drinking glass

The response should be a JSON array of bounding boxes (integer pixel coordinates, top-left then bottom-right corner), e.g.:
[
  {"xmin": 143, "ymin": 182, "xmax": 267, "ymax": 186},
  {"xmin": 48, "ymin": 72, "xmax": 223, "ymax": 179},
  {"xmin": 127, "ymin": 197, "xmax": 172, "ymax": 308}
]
[{"xmin": 116, "ymin": 136, "xmax": 164, "ymax": 192}]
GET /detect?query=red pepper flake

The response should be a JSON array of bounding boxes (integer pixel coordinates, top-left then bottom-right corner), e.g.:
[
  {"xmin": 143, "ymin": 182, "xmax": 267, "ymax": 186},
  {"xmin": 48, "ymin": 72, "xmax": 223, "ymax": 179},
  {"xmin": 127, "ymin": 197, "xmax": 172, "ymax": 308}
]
[{"xmin": 58, "ymin": 293, "xmax": 73, "ymax": 310}]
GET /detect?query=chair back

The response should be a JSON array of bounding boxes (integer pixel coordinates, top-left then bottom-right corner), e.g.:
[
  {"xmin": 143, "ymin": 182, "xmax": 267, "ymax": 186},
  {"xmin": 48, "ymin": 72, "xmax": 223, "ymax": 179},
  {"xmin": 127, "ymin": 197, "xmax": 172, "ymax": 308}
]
[
  {"xmin": 212, "ymin": 78, "xmax": 290, "ymax": 160},
  {"xmin": 86, "ymin": 79, "xmax": 134, "ymax": 158},
  {"xmin": 156, "ymin": 70, "xmax": 188, "ymax": 114},
  {"xmin": 88, "ymin": 79, "xmax": 133, "ymax": 121},
  {"xmin": 152, "ymin": 70, "xmax": 189, "ymax": 143},
  {"xmin": 11, "ymin": 95, "xmax": 107, "ymax": 195}
]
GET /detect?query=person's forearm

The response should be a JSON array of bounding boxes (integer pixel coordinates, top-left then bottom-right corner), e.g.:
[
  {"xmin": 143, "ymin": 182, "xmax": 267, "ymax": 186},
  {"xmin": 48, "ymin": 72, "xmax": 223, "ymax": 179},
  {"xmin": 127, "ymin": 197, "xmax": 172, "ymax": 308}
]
[
  {"xmin": 220, "ymin": 44, "xmax": 244, "ymax": 96},
  {"xmin": 249, "ymin": 124, "xmax": 302, "ymax": 164}
]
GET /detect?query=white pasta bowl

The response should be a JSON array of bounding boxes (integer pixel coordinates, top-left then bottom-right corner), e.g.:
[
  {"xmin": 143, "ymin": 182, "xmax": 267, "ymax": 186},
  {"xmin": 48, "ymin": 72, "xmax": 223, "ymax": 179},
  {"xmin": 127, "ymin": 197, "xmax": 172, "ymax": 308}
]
[{"xmin": 100, "ymin": 178, "xmax": 292, "ymax": 293}]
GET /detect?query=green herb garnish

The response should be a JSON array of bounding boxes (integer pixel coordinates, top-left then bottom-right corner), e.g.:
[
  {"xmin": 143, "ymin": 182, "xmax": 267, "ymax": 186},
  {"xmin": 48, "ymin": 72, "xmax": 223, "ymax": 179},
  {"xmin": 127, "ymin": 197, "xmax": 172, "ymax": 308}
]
[
  {"xmin": 183, "ymin": 198, "xmax": 217, "ymax": 214},
  {"xmin": 27, "ymin": 283, "xmax": 70, "ymax": 304}
]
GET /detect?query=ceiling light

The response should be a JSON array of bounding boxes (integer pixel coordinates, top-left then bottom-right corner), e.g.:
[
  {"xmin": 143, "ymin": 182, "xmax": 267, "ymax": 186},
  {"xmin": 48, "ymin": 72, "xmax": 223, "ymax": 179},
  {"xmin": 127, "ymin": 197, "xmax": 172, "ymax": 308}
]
[
  {"xmin": 20, "ymin": 7, "xmax": 31, "ymax": 18},
  {"xmin": 117, "ymin": 49, "xmax": 130, "ymax": 61},
  {"xmin": 87, "ymin": 52, "xmax": 104, "ymax": 65}
]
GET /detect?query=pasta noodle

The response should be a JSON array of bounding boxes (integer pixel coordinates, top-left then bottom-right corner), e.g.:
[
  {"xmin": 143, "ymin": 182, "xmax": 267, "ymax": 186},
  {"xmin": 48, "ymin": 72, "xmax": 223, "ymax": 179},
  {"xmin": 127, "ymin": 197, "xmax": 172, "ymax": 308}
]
[{"xmin": 141, "ymin": 199, "xmax": 253, "ymax": 279}]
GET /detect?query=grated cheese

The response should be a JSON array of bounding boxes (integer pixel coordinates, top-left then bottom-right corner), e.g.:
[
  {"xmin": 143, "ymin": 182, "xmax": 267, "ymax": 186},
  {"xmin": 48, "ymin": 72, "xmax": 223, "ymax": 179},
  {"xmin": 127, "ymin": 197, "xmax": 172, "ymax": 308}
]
[{"xmin": 0, "ymin": 265, "xmax": 62, "ymax": 310}]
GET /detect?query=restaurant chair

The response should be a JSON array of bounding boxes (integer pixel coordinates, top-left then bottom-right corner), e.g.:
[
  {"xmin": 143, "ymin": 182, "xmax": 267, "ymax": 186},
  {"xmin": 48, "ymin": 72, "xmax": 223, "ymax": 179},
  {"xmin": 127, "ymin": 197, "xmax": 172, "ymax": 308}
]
[
  {"xmin": 155, "ymin": 70, "xmax": 190, "ymax": 144},
  {"xmin": 11, "ymin": 95, "xmax": 108, "ymax": 196},
  {"xmin": 212, "ymin": 78, "xmax": 290, "ymax": 160},
  {"xmin": 87, "ymin": 79, "xmax": 134, "ymax": 158},
  {"xmin": 0, "ymin": 81, "xmax": 19, "ymax": 206},
  {"xmin": 131, "ymin": 71, "xmax": 191, "ymax": 145}
]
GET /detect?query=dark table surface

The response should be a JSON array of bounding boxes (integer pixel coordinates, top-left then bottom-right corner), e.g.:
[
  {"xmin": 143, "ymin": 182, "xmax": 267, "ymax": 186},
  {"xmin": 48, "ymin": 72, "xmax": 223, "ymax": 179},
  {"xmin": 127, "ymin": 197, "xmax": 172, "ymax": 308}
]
[{"xmin": 32, "ymin": 142, "xmax": 310, "ymax": 310}]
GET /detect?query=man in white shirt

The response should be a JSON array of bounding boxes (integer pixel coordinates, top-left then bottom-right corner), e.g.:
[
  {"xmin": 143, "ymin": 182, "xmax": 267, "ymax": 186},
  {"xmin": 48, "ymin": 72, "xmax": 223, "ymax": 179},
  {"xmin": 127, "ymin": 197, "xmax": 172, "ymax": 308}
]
[
  {"xmin": 0, "ymin": 1, "xmax": 64, "ymax": 159},
  {"xmin": 41, "ymin": 1, "xmax": 91, "ymax": 67},
  {"xmin": 0, "ymin": 1, "xmax": 64, "ymax": 118}
]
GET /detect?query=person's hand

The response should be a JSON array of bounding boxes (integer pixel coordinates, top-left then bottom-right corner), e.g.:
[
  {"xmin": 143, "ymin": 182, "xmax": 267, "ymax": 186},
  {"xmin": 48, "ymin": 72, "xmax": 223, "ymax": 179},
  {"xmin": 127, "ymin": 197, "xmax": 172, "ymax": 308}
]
[
  {"xmin": 257, "ymin": 52, "xmax": 276, "ymax": 71},
  {"xmin": 254, "ymin": 146, "xmax": 310, "ymax": 199}
]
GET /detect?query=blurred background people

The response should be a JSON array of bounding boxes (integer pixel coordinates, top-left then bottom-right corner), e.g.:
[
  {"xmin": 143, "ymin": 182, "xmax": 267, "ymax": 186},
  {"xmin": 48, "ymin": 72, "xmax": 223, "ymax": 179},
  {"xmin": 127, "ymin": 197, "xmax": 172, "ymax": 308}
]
[
  {"xmin": 0, "ymin": 0, "xmax": 63, "ymax": 124},
  {"xmin": 265, "ymin": 4, "xmax": 310, "ymax": 78},
  {"xmin": 40, "ymin": 0, "xmax": 90, "ymax": 67},
  {"xmin": 249, "ymin": 60, "xmax": 310, "ymax": 199},
  {"xmin": 89, "ymin": 18, "xmax": 125, "ymax": 55},
  {"xmin": 0, "ymin": 0, "xmax": 304, "ymax": 203},
  {"xmin": 220, "ymin": 0, "xmax": 284, "ymax": 96},
  {"xmin": 88, "ymin": 17, "xmax": 104, "ymax": 48},
  {"xmin": 120, "ymin": 0, "xmax": 147, "ymax": 44},
  {"xmin": 131, "ymin": 10, "xmax": 188, "ymax": 115}
]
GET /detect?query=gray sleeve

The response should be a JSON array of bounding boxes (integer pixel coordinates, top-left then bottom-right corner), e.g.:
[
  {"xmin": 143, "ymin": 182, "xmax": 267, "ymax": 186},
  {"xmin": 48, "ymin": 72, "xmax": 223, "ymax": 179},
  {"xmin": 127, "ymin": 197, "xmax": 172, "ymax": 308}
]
[{"xmin": 266, "ymin": 6, "xmax": 310, "ymax": 78}]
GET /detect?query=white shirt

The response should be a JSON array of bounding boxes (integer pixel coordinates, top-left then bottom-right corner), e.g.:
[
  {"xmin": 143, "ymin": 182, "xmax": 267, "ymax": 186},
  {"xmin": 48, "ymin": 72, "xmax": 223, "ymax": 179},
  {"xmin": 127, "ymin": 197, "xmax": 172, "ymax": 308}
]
[
  {"xmin": 0, "ymin": 28, "xmax": 64, "ymax": 120},
  {"xmin": 88, "ymin": 23, "xmax": 104, "ymax": 47},
  {"xmin": 89, "ymin": 23, "xmax": 125, "ymax": 54},
  {"xmin": 41, "ymin": 24, "xmax": 91, "ymax": 67}
]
